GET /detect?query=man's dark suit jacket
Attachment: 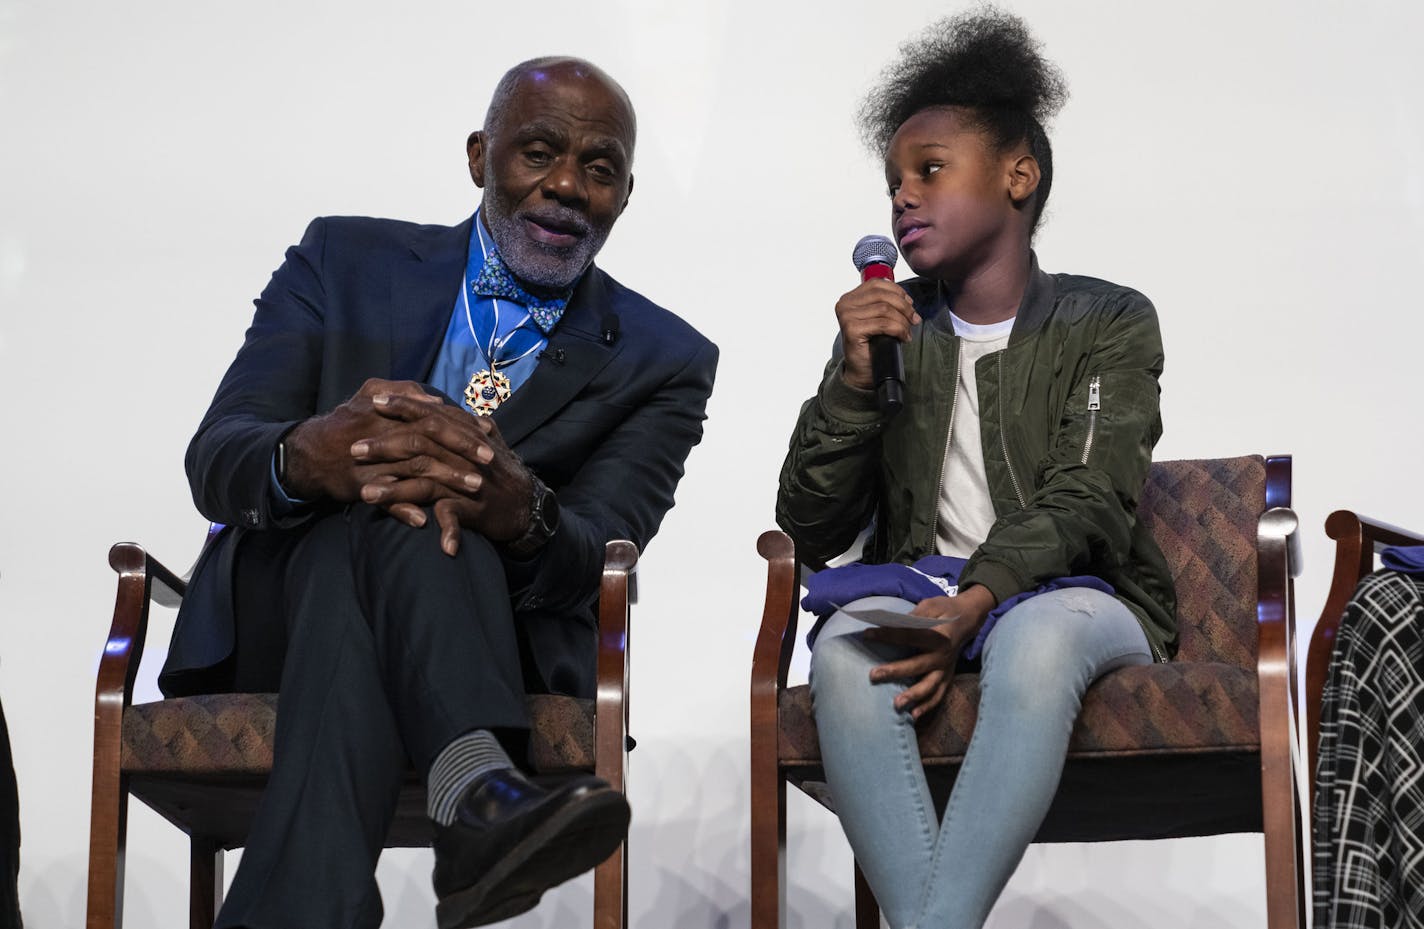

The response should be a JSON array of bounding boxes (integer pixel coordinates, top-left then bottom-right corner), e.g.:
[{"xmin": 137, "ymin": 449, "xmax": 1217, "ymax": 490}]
[{"xmin": 159, "ymin": 215, "xmax": 718, "ymax": 700}]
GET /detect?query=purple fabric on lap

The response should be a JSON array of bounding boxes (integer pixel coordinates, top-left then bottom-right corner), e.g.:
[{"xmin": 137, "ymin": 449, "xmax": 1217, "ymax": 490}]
[
  {"xmin": 802, "ymin": 556, "xmax": 968, "ymax": 617},
  {"xmin": 1381, "ymin": 545, "xmax": 1424, "ymax": 575},
  {"xmin": 803, "ymin": 555, "xmax": 1114, "ymax": 659}
]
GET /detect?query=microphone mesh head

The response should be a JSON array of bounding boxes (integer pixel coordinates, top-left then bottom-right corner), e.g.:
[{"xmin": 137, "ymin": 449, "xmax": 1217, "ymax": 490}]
[{"xmin": 852, "ymin": 235, "xmax": 899, "ymax": 272}]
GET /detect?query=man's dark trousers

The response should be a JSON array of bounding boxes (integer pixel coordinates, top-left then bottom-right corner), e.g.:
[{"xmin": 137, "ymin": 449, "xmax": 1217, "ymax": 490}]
[{"xmin": 215, "ymin": 503, "xmax": 566, "ymax": 929}]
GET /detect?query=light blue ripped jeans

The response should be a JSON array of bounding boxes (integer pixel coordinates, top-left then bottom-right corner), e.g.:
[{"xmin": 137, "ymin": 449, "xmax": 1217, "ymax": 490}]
[{"xmin": 809, "ymin": 588, "xmax": 1151, "ymax": 929}]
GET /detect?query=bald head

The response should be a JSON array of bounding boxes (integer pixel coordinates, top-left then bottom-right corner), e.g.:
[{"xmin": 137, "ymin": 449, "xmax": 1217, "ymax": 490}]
[
  {"xmin": 466, "ymin": 56, "xmax": 637, "ymax": 290},
  {"xmin": 484, "ymin": 57, "xmax": 637, "ymax": 160}
]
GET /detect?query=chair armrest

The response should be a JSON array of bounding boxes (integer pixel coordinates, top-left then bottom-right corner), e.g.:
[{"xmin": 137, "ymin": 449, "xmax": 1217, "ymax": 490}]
[
  {"xmin": 1256, "ymin": 503, "xmax": 1300, "ymax": 728},
  {"xmin": 1305, "ymin": 510, "xmax": 1424, "ymax": 792},
  {"xmin": 1255, "ymin": 505, "xmax": 1301, "ymax": 813},
  {"xmin": 594, "ymin": 540, "xmax": 638, "ymax": 794},
  {"xmin": 98, "ymin": 543, "xmax": 187, "ymax": 713},
  {"xmin": 152, "ymin": 554, "xmax": 189, "ymax": 608},
  {"xmin": 89, "ymin": 543, "xmax": 186, "ymax": 926},
  {"xmin": 750, "ymin": 530, "xmax": 800, "ymax": 779},
  {"xmin": 1317, "ymin": 512, "xmax": 1424, "ymax": 638},
  {"xmin": 1256, "ymin": 457, "xmax": 1300, "ymax": 701},
  {"xmin": 1257, "ymin": 507, "xmax": 1301, "ymax": 640},
  {"xmin": 751, "ymin": 530, "xmax": 800, "ymax": 696},
  {"xmin": 1332, "ymin": 511, "xmax": 1424, "ymax": 551}
]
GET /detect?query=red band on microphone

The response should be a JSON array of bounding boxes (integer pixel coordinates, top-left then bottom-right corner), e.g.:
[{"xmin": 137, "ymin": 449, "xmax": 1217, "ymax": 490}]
[{"xmin": 860, "ymin": 262, "xmax": 895, "ymax": 282}]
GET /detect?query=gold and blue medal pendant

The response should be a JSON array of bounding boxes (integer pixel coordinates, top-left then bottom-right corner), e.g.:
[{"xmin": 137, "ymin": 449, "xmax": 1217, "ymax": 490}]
[{"xmin": 464, "ymin": 367, "xmax": 511, "ymax": 416}]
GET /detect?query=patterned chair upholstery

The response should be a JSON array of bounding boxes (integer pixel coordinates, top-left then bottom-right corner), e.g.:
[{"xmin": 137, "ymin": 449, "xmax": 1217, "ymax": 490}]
[
  {"xmin": 87, "ymin": 540, "xmax": 637, "ymax": 929},
  {"xmin": 750, "ymin": 455, "xmax": 1306, "ymax": 929}
]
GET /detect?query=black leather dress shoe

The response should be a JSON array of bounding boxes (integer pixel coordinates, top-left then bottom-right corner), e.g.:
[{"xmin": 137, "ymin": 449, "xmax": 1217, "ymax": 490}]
[{"xmin": 432, "ymin": 769, "xmax": 630, "ymax": 929}]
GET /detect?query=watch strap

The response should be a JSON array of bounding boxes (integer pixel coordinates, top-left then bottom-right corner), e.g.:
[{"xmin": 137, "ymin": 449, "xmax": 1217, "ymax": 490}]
[{"xmin": 503, "ymin": 475, "xmax": 558, "ymax": 559}]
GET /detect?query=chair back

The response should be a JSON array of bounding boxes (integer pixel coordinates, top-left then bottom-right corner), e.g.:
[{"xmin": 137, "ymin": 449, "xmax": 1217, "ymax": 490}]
[{"xmin": 1137, "ymin": 456, "xmax": 1266, "ymax": 668}]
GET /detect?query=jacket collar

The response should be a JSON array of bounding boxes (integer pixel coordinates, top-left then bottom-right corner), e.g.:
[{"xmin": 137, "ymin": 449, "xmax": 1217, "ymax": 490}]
[
  {"xmin": 921, "ymin": 251, "xmax": 1055, "ymax": 344},
  {"xmin": 1007, "ymin": 252, "xmax": 1055, "ymax": 346}
]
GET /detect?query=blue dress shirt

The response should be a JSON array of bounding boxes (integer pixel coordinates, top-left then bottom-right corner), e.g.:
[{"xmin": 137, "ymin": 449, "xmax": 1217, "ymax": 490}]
[{"xmin": 429, "ymin": 210, "xmax": 559, "ymax": 404}]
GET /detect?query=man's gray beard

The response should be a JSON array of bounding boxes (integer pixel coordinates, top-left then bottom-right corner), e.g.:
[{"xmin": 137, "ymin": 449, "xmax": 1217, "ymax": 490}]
[{"xmin": 483, "ymin": 204, "xmax": 608, "ymax": 292}]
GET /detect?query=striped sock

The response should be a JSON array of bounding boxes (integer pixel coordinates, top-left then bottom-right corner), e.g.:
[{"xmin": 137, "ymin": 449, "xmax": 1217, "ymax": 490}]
[{"xmin": 427, "ymin": 729, "xmax": 530, "ymax": 826}]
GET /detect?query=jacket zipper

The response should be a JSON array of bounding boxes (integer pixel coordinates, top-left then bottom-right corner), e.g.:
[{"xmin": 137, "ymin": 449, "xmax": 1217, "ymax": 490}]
[
  {"xmin": 998, "ymin": 357, "xmax": 1027, "ymax": 508},
  {"xmin": 1081, "ymin": 375, "xmax": 1101, "ymax": 466},
  {"xmin": 928, "ymin": 348, "xmax": 961, "ymax": 552},
  {"xmin": 1078, "ymin": 372, "xmax": 1163, "ymax": 661}
]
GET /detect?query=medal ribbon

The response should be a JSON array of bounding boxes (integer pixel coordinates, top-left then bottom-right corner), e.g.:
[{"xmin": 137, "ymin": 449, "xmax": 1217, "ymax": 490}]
[{"xmin": 459, "ymin": 214, "xmax": 555, "ymax": 413}]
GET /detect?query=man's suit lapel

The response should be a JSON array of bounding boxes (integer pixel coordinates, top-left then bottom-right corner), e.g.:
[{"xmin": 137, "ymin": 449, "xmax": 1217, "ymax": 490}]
[
  {"xmin": 388, "ymin": 218, "xmax": 472, "ymax": 382},
  {"xmin": 493, "ymin": 268, "xmax": 621, "ymax": 448}
]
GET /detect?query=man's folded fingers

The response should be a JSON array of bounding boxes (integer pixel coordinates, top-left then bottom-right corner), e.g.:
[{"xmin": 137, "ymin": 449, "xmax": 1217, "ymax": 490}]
[
  {"xmin": 385, "ymin": 502, "xmax": 428, "ymax": 528},
  {"xmin": 368, "ymin": 405, "xmax": 496, "ymax": 465},
  {"xmin": 414, "ymin": 415, "xmax": 497, "ymax": 464},
  {"xmin": 434, "ymin": 497, "xmax": 481, "ymax": 557},
  {"xmin": 352, "ymin": 431, "xmax": 486, "ymax": 475},
  {"xmin": 360, "ymin": 476, "xmax": 450, "ymax": 506},
  {"xmin": 371, "ymin": 392, "xmax": 452, "ymax": 422}
]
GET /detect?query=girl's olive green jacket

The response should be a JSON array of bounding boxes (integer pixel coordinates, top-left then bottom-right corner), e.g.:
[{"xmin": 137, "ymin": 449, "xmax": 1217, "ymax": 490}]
[{"xmin": 776, "ymin": 259, "xmax": 1178, "ymax": 661}]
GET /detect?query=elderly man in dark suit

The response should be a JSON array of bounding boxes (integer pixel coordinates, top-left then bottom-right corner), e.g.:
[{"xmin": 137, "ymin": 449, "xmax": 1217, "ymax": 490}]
[{"xmin": 159, "ymin": 56, "xmax": 717, "ymax": 929}]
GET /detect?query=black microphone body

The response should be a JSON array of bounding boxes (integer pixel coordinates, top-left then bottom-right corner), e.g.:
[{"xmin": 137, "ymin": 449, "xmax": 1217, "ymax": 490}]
[
  {"xmin": 852, "ymin": 235, "xmax": 905, "ymax": 416},
  {"xmin": 869, "ymin": 334, "xmax": 905, "ymax": 414}
]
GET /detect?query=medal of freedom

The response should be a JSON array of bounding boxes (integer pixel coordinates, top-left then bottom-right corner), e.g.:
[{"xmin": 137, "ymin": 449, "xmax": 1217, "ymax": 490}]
[{"xmin": 464, "ymin": 368, "xmax": 511, "ymax": 415}]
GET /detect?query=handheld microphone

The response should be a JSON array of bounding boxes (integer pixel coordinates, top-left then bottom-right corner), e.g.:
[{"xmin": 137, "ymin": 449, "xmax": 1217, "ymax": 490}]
[{"xmin": 851, "ymin": 235, "xmax": 904, "ymax": 416}]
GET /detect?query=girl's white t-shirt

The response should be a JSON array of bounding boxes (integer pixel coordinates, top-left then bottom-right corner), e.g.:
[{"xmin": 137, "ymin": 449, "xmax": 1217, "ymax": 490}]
[{"xmin": 935, "ymin": 311, "xmax": 1015, "ymax": 559}]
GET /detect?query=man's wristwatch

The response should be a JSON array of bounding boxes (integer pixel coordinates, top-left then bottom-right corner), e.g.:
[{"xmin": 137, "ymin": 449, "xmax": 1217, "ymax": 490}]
[{"xmin": 504, "ymin": 475, "xmax": 559, "ymax": 559}]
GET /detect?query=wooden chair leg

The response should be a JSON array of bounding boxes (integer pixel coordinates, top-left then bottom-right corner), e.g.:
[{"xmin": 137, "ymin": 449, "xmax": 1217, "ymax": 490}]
[
  {"xmin": 91, "ymin": 545, "xmax": 159, "ymax": 929},
  {"xmin": 86, "ymin": 768, "xmax": 127, "ymax": 929},
  {"xmin": 1257, "ymin": 499, "xmax": 1306, "ymax": 929},
  {"xmin": 593, "ymin": 840, "xmax": 625, "ymax": 929},
  {"xmin": 1260, "ymin": 760, "xmax": 1306, "ymax": 929},
  {"xmin": 592, "ymin": 540, "xmax": 635, "ymax": 929},
  {"xmin": 749, "ymin": 769, "xmax": 786, "ymax": 929},
  {"xmin": 189, "ymin": 836, "xmax": 223, "ymax": 929},
  {"xmin": 854, "ymin": 861, "xmax": 880, "ymax": 929},
  {"xmin": 1259, "ymin": 671, "xmax": 1305, "ymax": 926},
  {"xmin": 750, "ymin": 530, "xmax": 797, "ymax": 929}
]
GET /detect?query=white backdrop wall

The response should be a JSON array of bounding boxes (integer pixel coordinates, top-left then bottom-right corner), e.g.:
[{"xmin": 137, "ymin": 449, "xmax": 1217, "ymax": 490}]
[{"xmin": 2, "ymin": 1, "xmax": 1422, "ymax": 926}]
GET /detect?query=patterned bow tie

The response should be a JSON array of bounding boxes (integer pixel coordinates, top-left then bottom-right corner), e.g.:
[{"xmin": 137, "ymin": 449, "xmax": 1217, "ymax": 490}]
[{"xmin": 470, "ymin": 253, "xmax": 570, "ymax": 333}]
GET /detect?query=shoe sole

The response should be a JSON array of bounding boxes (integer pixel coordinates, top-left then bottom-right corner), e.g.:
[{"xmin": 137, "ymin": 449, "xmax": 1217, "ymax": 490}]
[{"xmin": 435, "ymin": 788, "xmax": 630, "ymax": 929}]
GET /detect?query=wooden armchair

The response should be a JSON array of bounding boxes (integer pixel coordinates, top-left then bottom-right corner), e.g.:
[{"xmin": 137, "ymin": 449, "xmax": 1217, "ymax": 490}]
[
  {"xmin": 751, "ymin": 455, "xmax": 1306, "ymax": 929},
  {"xmin": 1306, "ymin": 510, "xmax": 1424, "ymax": 795},
  {"xmin": 86, "ymin": 537, "xmax": 639, "ymax": 929},
  {"xmin": 1306, "ymin": 509, "xmax": 1424, "ymax": 928}
]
